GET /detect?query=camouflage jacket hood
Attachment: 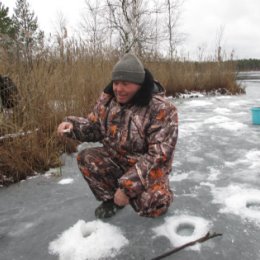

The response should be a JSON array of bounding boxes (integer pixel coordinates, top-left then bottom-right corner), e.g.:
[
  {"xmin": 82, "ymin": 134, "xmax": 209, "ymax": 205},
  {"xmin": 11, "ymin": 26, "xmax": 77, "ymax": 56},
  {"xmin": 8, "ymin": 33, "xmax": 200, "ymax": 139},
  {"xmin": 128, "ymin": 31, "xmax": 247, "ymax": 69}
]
[{"xmin": 66, "ymin": 71, "xmax": 178, "ymax": 198}]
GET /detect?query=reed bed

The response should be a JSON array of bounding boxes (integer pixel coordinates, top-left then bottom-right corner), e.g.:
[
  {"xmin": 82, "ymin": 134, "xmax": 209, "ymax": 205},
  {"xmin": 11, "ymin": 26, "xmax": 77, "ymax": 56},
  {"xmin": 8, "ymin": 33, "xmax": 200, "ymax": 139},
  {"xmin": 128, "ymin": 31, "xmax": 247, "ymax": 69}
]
[{"xmin": 0, "ymin": 46, "xmax": 244, "ymax": 186}]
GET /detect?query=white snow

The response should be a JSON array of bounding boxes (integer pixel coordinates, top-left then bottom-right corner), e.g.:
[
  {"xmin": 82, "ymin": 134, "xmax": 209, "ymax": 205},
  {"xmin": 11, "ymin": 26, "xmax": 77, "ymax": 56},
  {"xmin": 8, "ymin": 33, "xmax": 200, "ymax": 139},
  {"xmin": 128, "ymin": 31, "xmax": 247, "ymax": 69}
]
[
  {"xmin": 170, "ymin": 170, "xmax": 205, "ymax": 183},
  {"xmin": 214, "ymin": 107, "xmax": 231, "ymax": 115},
  {"xmin": 215, "ymin": 96, "xmax": 232, "ymax": 99},
  {"xmin": 49, "ymin": 220, "xmax": 128, "ymax": 260},
  {"xmin": 189, "ymin": 156, "xmax": 204, "ymax": 164},
  {"xmin": 225, "ymin": 150, "xmax": 260, "ymax": 170},
  {"xmin": 200, "ymin": 182, "xmax": 216, "ymax": 189},
  {"xmin": 186, "ymin": 100, "xmax": 213, "ymax": 107},
  {"xmin": 58, "ymin": 178, "xmax": 74, "ymax": 185},
  {"xmin": 211, "ymin": 185, "xmax": 260, "ymax": 225},
  {"xmin": 170, "ymin": 172, "xmax": 189, "ymax": 182},
  {"xmin": 245, "ymin": 150, "xmax": 260, "ymax": 169},
  {"xmin": 44, "ymin": 168, "xmax": 62, "ymax": 178},
  {"xmin": 153, "ymin": 215, "xmax": 211, "ymax": 251},
  {"xmin": 207, "ymin": 168, "xmax": 221, "ymax": 181},
  {"xmin": 215, "ymin": 121, "xmax": 247, "ymax": 131},
  {"xmin": 177, "ymin": 92, "xmax": 205, "ymax": 99},
  {"xmin": 179, "ymin": 122, "xmax": 204, "ymax": 138},
  {"xmin": 204, "ymin": 115, "xmax": 230, "ymax": 124},
  {"xmin": 228, "ymin": 100, "xmax": 252, "ymax": 107},
  {"xmin": 203, "ymin": 115, "xmax": 247, "ymax": 131}
]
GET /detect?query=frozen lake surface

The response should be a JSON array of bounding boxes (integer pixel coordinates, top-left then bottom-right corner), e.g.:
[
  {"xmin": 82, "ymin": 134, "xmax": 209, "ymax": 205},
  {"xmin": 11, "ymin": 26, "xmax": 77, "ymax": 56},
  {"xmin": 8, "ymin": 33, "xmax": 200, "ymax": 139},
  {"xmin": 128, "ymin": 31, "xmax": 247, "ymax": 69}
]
[{"xmin": 1, "ymin": 72, "xmax": 260, "ymax": 260}]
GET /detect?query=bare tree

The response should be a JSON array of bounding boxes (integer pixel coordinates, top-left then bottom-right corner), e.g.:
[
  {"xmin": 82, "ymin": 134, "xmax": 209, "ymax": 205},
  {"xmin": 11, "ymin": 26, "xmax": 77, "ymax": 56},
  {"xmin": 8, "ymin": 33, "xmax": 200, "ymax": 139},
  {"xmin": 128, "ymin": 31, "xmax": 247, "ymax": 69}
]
[
  {"xmin": 77, "ymin": 0, "xmax": 184, "ymax": 58},
  {"xmin": 215, "ymin": 25, "xmax": 225, "ymax": 62},
  {"xmin": 53, "ymin": 12, "xmax": 68, "ymax": 60},
  {"xmin": 150, "ymin": 1, "xmax": 164, "ymax": 58},
  {"xmin": 105, "ymin": 0, "xmax": 156, "ymax": 56},
  {"xmin": 164, "ymin": 0, "xmax": 183, "ymax": 60},
  {"xmin": 80, "ymin": 0, "xmax": 107, "ymax": 56}
]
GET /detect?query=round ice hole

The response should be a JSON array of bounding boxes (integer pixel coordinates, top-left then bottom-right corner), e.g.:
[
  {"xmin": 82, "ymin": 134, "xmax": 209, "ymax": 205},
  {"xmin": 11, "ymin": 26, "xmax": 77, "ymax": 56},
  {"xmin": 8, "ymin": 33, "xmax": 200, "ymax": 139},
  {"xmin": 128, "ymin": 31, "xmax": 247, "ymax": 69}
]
[
  {"xmin": 246, "ymin": 201, "xmax": 260, "ymax": 211},
  {"xmin": 82, "ymin": 230, "xmax": 92, "ymax": 238},
  {"xmin": 176, "ymin": 223, "xmax": 195, "ymax": 236}
]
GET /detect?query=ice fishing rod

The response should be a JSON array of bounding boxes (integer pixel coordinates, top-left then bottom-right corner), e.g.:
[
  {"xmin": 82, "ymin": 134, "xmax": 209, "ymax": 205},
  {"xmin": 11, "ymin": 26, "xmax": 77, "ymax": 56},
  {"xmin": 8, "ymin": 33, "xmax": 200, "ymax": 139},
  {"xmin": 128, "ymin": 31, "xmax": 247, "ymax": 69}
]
[{"xmin": 151, "ymin": 231, "xmax": 223, "ymax": 260}]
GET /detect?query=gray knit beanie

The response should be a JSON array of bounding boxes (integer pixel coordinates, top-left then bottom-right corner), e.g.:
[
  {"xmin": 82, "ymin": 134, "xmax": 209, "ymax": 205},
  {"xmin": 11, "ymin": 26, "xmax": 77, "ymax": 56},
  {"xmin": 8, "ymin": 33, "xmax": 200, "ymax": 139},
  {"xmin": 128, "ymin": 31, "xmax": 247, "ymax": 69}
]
[{"xmin": 112, "ymin": 53, "xmax": 145, "ymax": 84}]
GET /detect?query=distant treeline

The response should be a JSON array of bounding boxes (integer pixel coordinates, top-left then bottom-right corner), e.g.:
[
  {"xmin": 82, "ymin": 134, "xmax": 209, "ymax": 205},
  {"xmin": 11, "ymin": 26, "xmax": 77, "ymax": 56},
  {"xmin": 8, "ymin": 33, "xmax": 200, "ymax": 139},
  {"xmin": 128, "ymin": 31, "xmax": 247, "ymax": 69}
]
[{"xmin": 235, "ymin": 59, "xmax": 260, "ymax": 71}]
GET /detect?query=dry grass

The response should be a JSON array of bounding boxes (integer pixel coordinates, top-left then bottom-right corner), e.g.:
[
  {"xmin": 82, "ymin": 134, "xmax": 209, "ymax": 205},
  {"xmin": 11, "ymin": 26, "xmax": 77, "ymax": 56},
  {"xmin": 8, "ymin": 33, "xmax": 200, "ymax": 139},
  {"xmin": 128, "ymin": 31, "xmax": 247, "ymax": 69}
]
[
  {"xmin": 146, "ymin": 60, "xmax": 244, "ymax": 97},
  {"xmin": 0, "ymin": 46, "xmax": 244, "ymax": 186}
]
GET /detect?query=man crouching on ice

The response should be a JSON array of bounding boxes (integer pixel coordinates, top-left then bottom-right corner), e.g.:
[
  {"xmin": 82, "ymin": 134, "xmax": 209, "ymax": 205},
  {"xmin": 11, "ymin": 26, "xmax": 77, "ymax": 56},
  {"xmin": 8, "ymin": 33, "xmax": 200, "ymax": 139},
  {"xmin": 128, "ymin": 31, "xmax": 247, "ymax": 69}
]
[{"xmin": 57, "ymin": 53, "xmax": 178, "ymax": 218}]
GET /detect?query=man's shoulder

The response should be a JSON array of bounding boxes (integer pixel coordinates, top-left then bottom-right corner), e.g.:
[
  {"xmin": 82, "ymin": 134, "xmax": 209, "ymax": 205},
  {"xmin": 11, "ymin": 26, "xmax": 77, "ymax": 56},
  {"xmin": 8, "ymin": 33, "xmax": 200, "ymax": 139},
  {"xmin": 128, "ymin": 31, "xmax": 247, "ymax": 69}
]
[{"xmin": 150, "ymin": 94, "xmax": 177, "ymax": 112}]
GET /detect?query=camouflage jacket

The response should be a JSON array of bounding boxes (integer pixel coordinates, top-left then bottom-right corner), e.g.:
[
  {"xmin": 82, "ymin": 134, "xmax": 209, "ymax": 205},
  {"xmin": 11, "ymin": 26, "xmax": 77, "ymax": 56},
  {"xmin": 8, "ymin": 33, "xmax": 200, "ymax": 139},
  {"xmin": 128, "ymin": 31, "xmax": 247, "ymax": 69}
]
[{"xmin": 65, "ymin": 85, "xmax": 178, "ymax": 198}]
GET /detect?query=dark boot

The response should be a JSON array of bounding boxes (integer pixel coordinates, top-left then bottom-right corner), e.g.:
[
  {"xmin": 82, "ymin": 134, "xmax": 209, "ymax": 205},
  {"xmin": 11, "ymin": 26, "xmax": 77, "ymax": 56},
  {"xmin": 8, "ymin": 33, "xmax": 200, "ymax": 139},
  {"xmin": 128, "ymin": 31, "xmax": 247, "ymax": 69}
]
[{"xmin": 95, "ymin": 200, "xmax": 124, "ymax": 219}]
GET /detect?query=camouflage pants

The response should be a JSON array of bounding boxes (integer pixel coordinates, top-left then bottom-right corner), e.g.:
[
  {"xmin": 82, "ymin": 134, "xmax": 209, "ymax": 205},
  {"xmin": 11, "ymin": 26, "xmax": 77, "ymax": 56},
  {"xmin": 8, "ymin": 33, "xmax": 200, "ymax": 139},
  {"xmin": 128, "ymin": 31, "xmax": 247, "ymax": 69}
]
[{"xmin": 77, "ymin": 147, "xmax": 173, "ymax": 217}]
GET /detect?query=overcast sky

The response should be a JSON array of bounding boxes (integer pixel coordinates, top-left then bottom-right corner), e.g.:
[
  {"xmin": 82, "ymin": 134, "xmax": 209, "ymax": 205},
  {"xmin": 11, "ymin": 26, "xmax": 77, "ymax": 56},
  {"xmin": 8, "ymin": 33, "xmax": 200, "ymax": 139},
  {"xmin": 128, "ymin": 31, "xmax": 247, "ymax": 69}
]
[{"xmin": 2, "ymin": 0, "xmax": 260, "ymax": 60}]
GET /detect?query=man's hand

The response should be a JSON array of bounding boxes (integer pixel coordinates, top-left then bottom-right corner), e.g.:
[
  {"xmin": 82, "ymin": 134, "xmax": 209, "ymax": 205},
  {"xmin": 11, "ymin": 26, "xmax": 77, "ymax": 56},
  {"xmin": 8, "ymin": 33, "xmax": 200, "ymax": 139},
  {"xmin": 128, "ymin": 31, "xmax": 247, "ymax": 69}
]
[
  {"xmin": 114, "ymin": 188, "xmax": 129, "ymax": 206},
  {"xmin": 57, "ymin": 122, "xmax": 73, "ymax": 136}
]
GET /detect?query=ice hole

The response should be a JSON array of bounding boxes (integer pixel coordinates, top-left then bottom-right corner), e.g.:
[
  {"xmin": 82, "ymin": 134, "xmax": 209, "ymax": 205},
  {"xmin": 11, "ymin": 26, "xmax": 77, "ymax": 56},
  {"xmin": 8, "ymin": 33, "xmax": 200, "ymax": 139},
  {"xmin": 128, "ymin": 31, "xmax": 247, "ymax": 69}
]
[
  {"xmin": 176, "ymin": 223, "xmax": 195, "ymax": 236},
  {"xmin": 82, "ymin": 229, "xmax": 92, "ymax": 238},
  {"xmin": 80, "ymin": 224, "xmax": 96, "ymax": 238},
  {"xmin": 246, "ymin": 201, "xmax": 260, "ymax": 211}
]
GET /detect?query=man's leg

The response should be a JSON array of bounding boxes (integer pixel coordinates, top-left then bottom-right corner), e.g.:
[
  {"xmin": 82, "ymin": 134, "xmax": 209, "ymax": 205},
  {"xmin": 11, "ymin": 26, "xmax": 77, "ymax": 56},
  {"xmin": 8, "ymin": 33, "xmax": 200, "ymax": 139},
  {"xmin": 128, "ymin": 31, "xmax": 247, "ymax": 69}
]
[
  {"xmin": 77, "ymin": 147, "xmax": 124, "ymax": 201},
  {"xmin": 77, "ymin": 147, "xmax": 125, "ymax": 218},
  {"xmin": 129, "ymin": 177, "xmax": 173, "ymax": 217}
]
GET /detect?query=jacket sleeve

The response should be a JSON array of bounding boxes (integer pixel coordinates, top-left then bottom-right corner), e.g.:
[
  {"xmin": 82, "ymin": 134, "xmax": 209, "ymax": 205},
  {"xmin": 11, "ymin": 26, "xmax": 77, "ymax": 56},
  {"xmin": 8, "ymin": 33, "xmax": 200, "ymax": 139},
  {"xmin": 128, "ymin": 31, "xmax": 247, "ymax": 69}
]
[
  {"xmin": 64, "ymin": 93, "xmax": 109, "ymax": 142},
  {"xmin": 118, "ymin": 102, "xmax": 178, "ymax": 198}
]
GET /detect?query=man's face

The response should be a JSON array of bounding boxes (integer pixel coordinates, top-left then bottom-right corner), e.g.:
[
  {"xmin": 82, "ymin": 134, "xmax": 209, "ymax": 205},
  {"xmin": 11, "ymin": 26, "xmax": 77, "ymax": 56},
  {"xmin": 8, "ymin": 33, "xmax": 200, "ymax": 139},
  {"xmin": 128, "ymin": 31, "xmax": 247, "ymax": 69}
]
[{"xmin": 113, "ymin": 81, "xmax": 141, "ymax": 104}]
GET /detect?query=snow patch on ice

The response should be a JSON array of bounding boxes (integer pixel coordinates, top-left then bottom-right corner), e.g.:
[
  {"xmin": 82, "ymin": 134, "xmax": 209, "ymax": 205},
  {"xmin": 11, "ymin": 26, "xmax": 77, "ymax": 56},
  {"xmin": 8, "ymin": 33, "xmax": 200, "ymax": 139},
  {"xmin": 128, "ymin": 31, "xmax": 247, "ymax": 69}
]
[
  {"xmin": 153, "ymin": 215, "xmax": 211, "ymax": 250},
  {"xmin": 186, "ymin": 100, "xmax": 213, "ymax": 107},
  {"xmin": 200, "ymin": 182, "xmax": 216, "ymax": 189},
  {"xmin": 228, "ymin": 100, "xmax": 251, "ymax": 107},
  {"xmin": 203, "ymin": 115, "xmax": 247, "ymax": 131},
  {"xmin": 207, "ymin": 168, "xmax": 221, "ymax": 181},
  {"xmin": 214, "ymin": 107, "xmax": 231, "ymax": 115},
  {"xmin": 170, "ymin": 172, "xmax": 189, "ymax": 182},
  {"xmin": 181, "ymin": 121, "xmax": 203, "ymax": 131},
  {"xmin": 225, "ymin": 150, "xmax": 260, "ymax": 169},
  {"xmin": 215, "ymin": 121, "xmax": 247, "ymax": 131},
  {"xmin": 211, "ymin": 185, "xmax": 260, "ymax": 225},
  {"xmin": 177, "ymin": 92, "xmax": 205, "ymax": 99},
  {"xmin": 216, "ymin": 96, "xmax": 232, "ymax": 99},
  {"xmin": 170, "ymin": 170, "xmax": 205, "ymax": 182},
  {"xmin": 189, "ymin": 156, "xmax": 204, "ymax": 164},
  {"xmin": 245, "ymin": 150, "xmax": 260, "ymax": 169},
  {"xmin": 204, "ymin": 115, "xmax": 230, "ymax": 124},
  {"xmin": 44, "ymin": 168, "xmax": 61, "ymax": 178},
  {"xmin": 58, "ymin": 178, "xmax": 74, "ymax": 185},
  {"xmin": 49, "ymin": 220, "xmax": 128, "ymax": 260},
  {"xmin": 179, "ymin": 122, "xmax": 204, "ymax": 138}
]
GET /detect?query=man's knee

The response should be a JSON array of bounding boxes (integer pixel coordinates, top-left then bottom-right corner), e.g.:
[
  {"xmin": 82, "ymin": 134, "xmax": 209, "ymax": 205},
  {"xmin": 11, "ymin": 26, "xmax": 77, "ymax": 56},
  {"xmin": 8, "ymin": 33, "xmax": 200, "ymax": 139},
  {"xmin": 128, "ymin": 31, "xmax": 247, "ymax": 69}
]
[
  {"xmin": 131, "ymin": 186, "xmax": 173, "ymax": 218},
  {"xmin": 76, "ymin": 147, "xmax": 114, "ymax": 179},
  {"xmin": 141, "ymin": 203, "xmax": 170, "ymax": 217},
  {"xmin": 76, "ymin": 149, "xmax": 95, "ymax": 179},
  {"xmin": 77, "ymin": 149, "xmax": 89, "ymax": 166}
]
